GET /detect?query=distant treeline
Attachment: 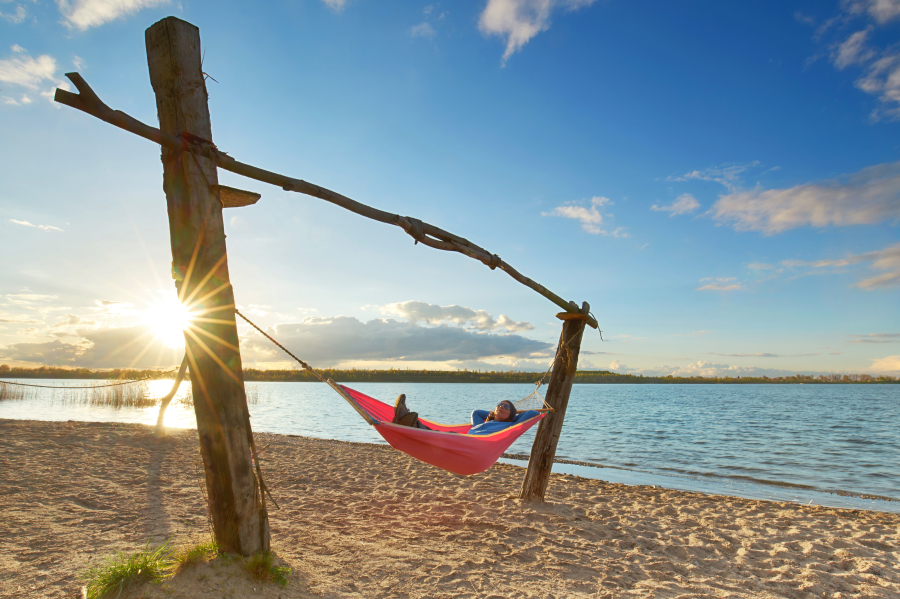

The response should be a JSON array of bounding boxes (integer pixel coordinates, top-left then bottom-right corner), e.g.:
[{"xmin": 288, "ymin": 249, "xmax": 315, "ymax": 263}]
[{"xmin": 1, "ymin": 364, "xmax": 896, "ymax": 384}]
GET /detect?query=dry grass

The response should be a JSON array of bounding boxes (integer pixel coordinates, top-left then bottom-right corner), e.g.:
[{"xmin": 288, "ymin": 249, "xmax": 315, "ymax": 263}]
[
  {"xmin": 0, "ymin": 382, "xmax": 40, "ymax": 402},
  {"xmin": 1, "ymin": 380, "xmax": 258, "ymax": 408}
]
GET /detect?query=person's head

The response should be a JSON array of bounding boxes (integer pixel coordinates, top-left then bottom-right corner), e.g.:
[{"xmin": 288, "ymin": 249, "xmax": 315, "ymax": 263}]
[{"xmin": 491, "ymin": 400, "xmax": 517, "ymax": 422}]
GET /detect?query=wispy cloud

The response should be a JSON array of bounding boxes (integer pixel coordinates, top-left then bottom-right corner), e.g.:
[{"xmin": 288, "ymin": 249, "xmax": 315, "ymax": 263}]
[
  {"xmin": 0, "ymin": 45, "xmax": 70, "ymax": 105},
  {"xmin": 782, "ymin": 242, "xmax": 900, "ymax": 289},
  {"xmin": 708, "ymin": 161, "xmax": 900, "ymax": 234},
  {"xmin": 850, "ymin": 332, "xmax": 900, "ymax": 343},
  {"xmin": 478, "ymin": 0, "xmax": 598, "ymax": 65},
  {"xmin": 832, "ymin": 27, "xmax": 875, "ymax": 68},
  {"xmin": 803, "ymin": 0, "xmax": 900, "ymax": 119},
  {"xmin": 8, "ymin": 218, "xmax": 63, "ymax": 231},
  {"xmin": 57, "ymin": 0, "xmax": 170, "ymax": 31},
  {"xmin": 668, "ymin": 161, "xmax": 761, "ymax": 192},
  {"xmin": 843, "ymin": 0, "xmax": 900, "ymax": 24},
  {"xmin": 696, "ymin": 277, "xmax": 743, "ymax": 291},
  {"xmin": 321, "ymin": 0, "xmax": 348, "ymax": 12},
  {"xmin": 381, "ymin": 300, "xmax": 534, "ymax": 332},
  {"xmin": 651, "ymin": 193, "xmax": 700, "ymax": 216},
  {"xmin": 543, "ymin": 196, "xmax": 626, "ymax": 236},
  {"xmin": 705, "ymin": 352, "xmax": 821, "ymax": 358},
  {"xmin": 0, "ymin": 4, "xmax": 27, "ymax": 24},
  {"xmin": 411, "ymin": 22, "xmax": 436, "ymax": 38}
]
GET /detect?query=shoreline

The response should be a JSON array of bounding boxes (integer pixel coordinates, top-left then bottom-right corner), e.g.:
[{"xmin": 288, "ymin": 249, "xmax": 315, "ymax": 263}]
[
  {"xmin": 2, "ymin": 418, "xmax": 899, "ymax": 598},
  {"xmin": 2, "ymin": 402, "xmax": 898, "ymax": 510}
]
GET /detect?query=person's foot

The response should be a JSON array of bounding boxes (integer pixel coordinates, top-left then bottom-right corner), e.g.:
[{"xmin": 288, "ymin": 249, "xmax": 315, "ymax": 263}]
[
  {"xmin": 393, "ymin": 394, "xmax": 410, "ymax": 424},
  {"xmin": 397, "ymin": 411, "xmax": 420, "ymax": 427}
]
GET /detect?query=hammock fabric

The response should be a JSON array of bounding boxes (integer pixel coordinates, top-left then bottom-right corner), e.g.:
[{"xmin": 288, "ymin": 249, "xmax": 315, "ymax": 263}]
[{"xmin": 340, "ymin": 385, "xmax": 546, "ymax": 476}]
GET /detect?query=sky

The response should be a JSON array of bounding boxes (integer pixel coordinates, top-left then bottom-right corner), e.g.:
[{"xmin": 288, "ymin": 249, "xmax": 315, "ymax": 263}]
[{"xmin": 1, "ymin": 0, "xmax": 899, "ymax": 378}]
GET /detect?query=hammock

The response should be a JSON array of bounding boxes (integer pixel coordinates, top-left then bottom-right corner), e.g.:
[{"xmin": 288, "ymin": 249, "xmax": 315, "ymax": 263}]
[
  {"xmin": 336, "ymin": 384, "xmax": 548, "ymax": 476},
  {"xmin": 234, "ymin": 310, "xmax": 554, "ymax": 475}
]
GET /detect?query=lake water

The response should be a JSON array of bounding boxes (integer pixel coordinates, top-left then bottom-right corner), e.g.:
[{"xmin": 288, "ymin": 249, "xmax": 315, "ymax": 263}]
[{"xmin": 2, "ymin": 380, "xmax": 898, "ymax": 512}]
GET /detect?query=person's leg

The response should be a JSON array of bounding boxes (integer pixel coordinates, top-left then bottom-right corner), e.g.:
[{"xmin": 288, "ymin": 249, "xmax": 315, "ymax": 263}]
[
  {"xmin": 393, "ymin": 394, "xmax": 430, "ymax": 428},
  {"xmin": 471, "ymin": 409, "xmax": 490, "ymax": 425}
]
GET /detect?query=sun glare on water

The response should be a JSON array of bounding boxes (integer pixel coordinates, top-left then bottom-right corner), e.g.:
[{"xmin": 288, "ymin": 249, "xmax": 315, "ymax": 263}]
[{"xmin": 145, "ymin": 296, "xmax": 194, "ymax": 349}]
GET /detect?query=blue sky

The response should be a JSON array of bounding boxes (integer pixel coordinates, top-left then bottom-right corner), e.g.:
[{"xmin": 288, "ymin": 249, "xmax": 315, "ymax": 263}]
[{"xmin": 1, "ymin": 0, "xmax": 898, "ymax": 377}]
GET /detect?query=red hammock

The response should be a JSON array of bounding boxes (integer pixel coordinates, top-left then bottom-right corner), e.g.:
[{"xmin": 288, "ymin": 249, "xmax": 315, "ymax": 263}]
[{"xmin": 339, "ymin": 385, "xmax": 546, "ymax": 476}]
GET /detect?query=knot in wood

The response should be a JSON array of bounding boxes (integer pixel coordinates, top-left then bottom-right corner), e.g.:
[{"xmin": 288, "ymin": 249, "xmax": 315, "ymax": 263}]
[
  {"xmin": 406, "ymin": 217, "xmax": 426, "ymax": 244},
  {"xmin": 488, "ymin": 254, "xmax": 502, "ymax": 270}
]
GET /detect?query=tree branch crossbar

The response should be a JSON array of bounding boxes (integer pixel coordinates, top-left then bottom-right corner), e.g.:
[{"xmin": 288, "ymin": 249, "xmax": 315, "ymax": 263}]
[{"xmin": 54, "ymin": 72, "xmax": 597, "ymax": 329}]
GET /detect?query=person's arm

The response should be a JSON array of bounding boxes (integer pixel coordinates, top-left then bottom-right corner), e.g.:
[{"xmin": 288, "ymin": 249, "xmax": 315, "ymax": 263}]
[
  {"xmin": 515, "ymin": 410, "xmax": 540, "ymax": 422},
  {"xmin": 471, "ymin": 409, "xmax": 490, "ymax": 425}
]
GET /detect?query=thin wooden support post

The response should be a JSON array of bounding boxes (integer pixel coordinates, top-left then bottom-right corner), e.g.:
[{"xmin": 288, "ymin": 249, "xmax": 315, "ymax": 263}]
[
  {"xmin": 146, "ymin": 16, "xmax": 269, "ymax": 555},
  {"xmin": 519, "ymin": 301, "xmax": 589, "ymax": 502}
]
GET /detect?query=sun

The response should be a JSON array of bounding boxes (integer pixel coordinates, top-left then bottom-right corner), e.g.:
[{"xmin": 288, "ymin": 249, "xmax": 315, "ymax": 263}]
[{"xmin": 145, "ymin": 295, "xmax": 194, "ymax": 349}]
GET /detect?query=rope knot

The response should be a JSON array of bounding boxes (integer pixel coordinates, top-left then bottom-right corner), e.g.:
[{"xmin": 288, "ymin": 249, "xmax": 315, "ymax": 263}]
[
  {"xmin": 406, "ymin": 217, "xmax": 426, "ymax": 245},
  {"xmin": 488, "ymin": 254, "xmax": 502, "ymax": 270}
]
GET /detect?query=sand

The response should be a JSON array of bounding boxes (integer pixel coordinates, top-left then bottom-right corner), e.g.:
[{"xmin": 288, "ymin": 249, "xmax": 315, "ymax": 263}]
[{"xmin": 0, "ymin": 419, "xmax": 898, "ymax": 599}]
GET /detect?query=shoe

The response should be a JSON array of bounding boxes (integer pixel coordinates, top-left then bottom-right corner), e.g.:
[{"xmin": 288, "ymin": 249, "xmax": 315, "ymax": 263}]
[
  {"xmin": 393, "ymin": 394, "xmax": 410, "ymax": 424},
  {"xmin": 397, "ymin": 411, "xmax": 420, "ymax": 428}
]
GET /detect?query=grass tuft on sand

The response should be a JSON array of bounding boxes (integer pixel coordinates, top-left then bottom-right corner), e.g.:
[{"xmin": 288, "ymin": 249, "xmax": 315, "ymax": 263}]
[
  {"xmin": 241, "ymin": 551, "xmax": 291, "ymax": 588},
  {"xmin": 164, "ymin": 540, "xmax": 219, "ymax": 575},
  {"xmin": 82, "ymin": 540, "xmax": 172, "ymax": 599},
  {"xmin": 82, "ymin": 540, "xmax": 292, "ymax": 598}
]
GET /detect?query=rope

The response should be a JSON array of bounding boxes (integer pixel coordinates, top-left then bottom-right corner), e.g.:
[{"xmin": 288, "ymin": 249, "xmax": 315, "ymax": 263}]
[
  {"xmin": 234, "ymin": 310, "xmax": 327, "ymax": 383},
  {"xmin": 0, "ymin": 369, "xmax": 178, "ymax": 389}
]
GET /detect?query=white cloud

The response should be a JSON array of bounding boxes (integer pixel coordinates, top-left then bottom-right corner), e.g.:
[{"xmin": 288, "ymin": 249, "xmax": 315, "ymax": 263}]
[
  {"xmin": 321, "ymin": 0, "xmax": 347, "ymax": 12},
  {"xmin": 543, "ymin": 196, "xmax": 626, "ymax": 236},
  {"xmin": 0, "ymin": 48, "xmax": 57, "ymax": 89},
  {"xmin": 781, "ymin": 242, "xmax": 900, "ymax": 289},
  {"xmin": 855, "ymin": 51, "xmax": 900, "ymax": 120},
  {"xmin": 650, "ymin": 193, "xmax": 700, "ymax": 217},
  {"xmin": 411, "ymin": 22, "xmax": 436, "ymax": 38},
  {"xmin": 381, "ymin": 300, "xmax": 534, "ymax": 332},
  {"xmin": 238, "ymin": 315, "xmax": 551, "ymax": 367},
  {"xmin": 696, "ymin": 277, "xmax": 743, "ymax": 292},
  {"xmin": 843, "ymin": 0, "xmax": 900, "ymax": 23},
  {"xmin": 832, "ymin": 28, "xmax": 875, "ymax": 69},
  {"xmin": 0, "ymin": 323, "xmax": 183, "ymax": 368},
  {"xmin": 668, "ymin": 161, "xmax": 760, "ymax": 192},
  {"xmin": 810, "ymin": 1, "xmax": 900, "ymax": 119},
  {"xmin": 870, "ymin": 354, "xmax": 900, "ymax": 371},
  {"xmin": 478, "ymin": 0, "xmax": 598, "ymax": 65},
  {"xmin": 709, "ymin": 160, "xmax": 900, "ymax": 234},
  {"xmin": 8, "ymin": 218, "xmax": 63, "ymax": 231},
  {"xmin": 93, "ymin": 299, "xmax": 136, "ymax": 316},
  {"xmin": 0, "ymin": 312, "xmax": 44, "ymax": 324},
  {"xmin": 72, "ymin": 55, "xmax": 86, "ymax": 70},
  {"xmin": 57, "ymin": 0, "xmax": 170, "ymax": 31},
  {"xmin": 0, "ymin": 4, "xmax": 26, "ymax": 23}
]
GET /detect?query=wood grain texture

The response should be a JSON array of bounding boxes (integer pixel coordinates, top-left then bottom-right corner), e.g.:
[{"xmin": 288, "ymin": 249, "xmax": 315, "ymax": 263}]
[
  {"xmin": 519, "ymin": 302, "xmax": 590, "ymax": 502},
  {"xmin": 146, "ymin": 16, "xmax": 269, "ymax": 556}
]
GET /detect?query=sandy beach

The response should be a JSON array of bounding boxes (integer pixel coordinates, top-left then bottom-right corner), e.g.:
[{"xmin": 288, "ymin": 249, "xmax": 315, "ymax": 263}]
[{"xmin": 1, "ymin": 418, "xmax": 898, "ymax": 599}]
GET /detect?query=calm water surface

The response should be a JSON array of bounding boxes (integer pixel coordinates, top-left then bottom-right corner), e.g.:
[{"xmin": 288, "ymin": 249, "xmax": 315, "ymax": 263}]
[{"xmin": 2, "ymin": 380, "xmax": 897, "ymax": 508}]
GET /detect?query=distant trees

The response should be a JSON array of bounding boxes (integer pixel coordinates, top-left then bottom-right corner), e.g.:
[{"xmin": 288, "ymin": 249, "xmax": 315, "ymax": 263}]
[{"xmin": 1, "ymin": 366, "xmax": 897, "ymax": 384}]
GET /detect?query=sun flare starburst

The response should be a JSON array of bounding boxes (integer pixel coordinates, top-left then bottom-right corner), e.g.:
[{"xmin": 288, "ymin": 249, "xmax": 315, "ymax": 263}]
[{"xmin": 145, "ymin": 296, "xmax": 195, "ymax": 349}]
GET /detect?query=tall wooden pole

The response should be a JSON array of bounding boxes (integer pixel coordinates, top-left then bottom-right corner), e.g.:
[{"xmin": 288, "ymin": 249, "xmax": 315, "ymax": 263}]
[
  {"xmin": 519, "ymin": 301, "xmax": 589, "ymax": 502},
  {"xmin": 146, "ymin": 16, "xmax": 269, "ymax": 555}
]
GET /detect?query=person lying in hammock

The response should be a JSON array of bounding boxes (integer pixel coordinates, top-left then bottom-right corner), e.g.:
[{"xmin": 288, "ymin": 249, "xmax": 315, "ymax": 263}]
[{"xmin": 392, "ymin": 395, "xmax": 539, "ymax": 435}]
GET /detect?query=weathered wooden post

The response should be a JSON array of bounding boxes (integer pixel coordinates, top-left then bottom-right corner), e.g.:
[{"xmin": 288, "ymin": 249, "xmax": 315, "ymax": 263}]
[
  {"xmin": 146, "ymin": 16, "xmax": 269, "ymax": 554},
  {"xmin": 519, "ymin": 301, "xmax": 590, "ymax": 502}
]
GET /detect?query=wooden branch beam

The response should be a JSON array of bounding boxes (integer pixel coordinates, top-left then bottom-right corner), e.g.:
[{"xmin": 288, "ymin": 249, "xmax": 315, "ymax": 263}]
[{"xmin": 54, "ymin": 74, "xmax": 598, "ymax": 330}]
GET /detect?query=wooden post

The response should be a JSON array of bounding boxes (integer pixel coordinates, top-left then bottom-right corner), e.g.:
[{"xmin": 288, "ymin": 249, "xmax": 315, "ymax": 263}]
[
  {"xmin": 146, "ymin": 16, "xmax": 269, "ymax": 555},
  {"xmin": 519, "ymin": 301, "xmax": 589, "ymax": 502}
]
